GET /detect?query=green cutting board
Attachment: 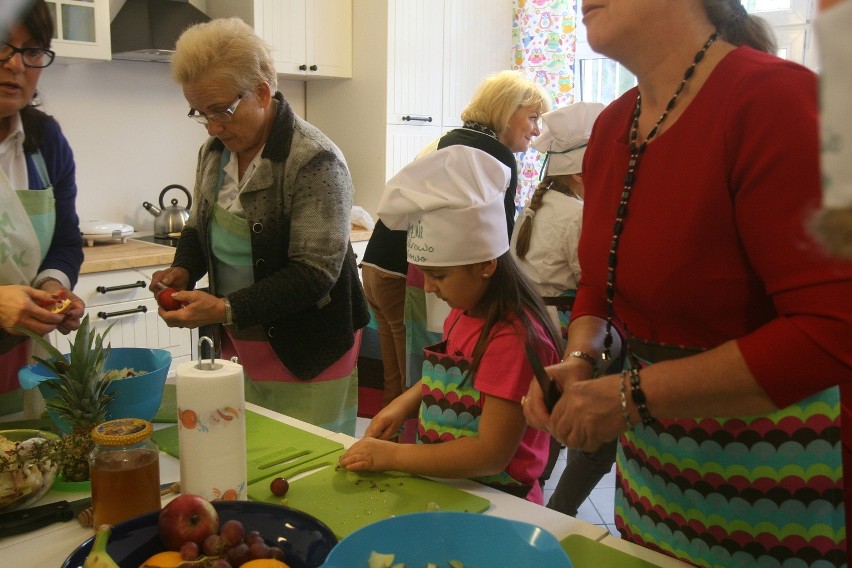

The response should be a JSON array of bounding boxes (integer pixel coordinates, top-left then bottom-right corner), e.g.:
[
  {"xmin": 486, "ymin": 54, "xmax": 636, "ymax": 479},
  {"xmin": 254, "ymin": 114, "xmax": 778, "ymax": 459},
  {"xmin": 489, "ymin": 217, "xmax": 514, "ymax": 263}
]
[
  {"xmin": 152, "ymin": 410, "xmax": 343, "ymax": 484},
  {"xmin": 561, "ymin": 535, "xmax": 663, "ymax": 567},
  {"xmin": 248, "ymin": 449, "xmax": 490, "ymax": 539}
]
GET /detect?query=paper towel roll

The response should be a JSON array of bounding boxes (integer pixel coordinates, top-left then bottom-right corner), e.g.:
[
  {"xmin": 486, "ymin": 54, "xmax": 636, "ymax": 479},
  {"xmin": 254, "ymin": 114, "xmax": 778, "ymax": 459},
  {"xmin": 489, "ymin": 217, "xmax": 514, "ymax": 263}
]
[{"xmin": 176, "ymin": 359, "xmax": 247, "ymax": 501}]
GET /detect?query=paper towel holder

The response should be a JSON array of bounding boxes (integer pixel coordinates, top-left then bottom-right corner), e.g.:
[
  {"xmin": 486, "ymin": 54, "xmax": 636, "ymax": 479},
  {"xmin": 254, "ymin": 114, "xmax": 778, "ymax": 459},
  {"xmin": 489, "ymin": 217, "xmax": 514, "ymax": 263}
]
[{"xmin": 195, "ymin": 336, "xmax": 223, "ymax": 371}]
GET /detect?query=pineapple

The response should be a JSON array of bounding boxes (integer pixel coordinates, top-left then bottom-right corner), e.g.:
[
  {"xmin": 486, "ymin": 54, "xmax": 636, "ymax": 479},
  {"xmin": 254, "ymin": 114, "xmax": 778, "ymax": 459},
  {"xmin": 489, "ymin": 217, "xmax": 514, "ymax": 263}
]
[{"xmin": 20, "ymin": 315, "xmax": 115, "ymax": 482}]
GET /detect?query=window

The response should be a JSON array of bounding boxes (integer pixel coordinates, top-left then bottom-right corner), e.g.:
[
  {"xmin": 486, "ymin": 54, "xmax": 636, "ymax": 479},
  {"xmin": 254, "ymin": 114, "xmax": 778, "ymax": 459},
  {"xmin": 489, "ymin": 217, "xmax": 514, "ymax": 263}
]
[{"xmin": 575, "ymin": 0, "xmax": 816, "ymax": 105}]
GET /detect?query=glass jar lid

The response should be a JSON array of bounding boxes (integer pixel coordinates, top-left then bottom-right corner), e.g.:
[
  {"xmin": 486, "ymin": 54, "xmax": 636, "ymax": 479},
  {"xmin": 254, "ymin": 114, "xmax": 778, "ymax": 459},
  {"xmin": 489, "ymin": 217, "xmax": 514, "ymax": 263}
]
[{"xmin": 91, "ymin": 418, "xmax": 153, "ymax": 446}]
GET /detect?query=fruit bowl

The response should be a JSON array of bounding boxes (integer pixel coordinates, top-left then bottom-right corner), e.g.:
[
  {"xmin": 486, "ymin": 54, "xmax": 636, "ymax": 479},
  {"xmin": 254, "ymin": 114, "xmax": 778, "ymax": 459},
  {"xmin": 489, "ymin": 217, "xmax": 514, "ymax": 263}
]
[
  {"xmin": 61, "ymin": 501, "xmax": 338, "ymax": 568},
  {"xmin": 0, "ymin": 429, "xmax": 62, "ymax": 512},
  {"xmin": 321, "ymin": 511, "xmax": 573, "ymax": 567},
  {"xmin": 19, "ymin": 347, "xmax": 171, "ymax": 434}
]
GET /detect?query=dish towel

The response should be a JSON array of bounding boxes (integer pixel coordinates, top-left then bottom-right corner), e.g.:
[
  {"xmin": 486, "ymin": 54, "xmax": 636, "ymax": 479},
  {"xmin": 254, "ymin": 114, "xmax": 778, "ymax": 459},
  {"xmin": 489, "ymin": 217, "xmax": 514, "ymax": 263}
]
[{"xmin": 176, "ymin": 359, "xmax": 247, "ymax": 501}]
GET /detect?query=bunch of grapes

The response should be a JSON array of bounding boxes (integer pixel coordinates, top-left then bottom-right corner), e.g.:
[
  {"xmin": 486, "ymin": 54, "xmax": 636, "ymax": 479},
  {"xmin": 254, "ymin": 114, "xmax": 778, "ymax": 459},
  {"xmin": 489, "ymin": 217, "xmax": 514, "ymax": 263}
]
[{"xmin": 179, "ymin": 519, "xmax": 286, "ymax": 567}]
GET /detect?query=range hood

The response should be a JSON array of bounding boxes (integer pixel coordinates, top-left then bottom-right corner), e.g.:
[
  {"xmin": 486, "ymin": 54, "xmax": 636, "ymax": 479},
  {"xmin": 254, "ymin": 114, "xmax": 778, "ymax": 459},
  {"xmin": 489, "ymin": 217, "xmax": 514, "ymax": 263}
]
[{"xmin": 111, "ymin": 0, "xmax": 210, "ymax": 62}]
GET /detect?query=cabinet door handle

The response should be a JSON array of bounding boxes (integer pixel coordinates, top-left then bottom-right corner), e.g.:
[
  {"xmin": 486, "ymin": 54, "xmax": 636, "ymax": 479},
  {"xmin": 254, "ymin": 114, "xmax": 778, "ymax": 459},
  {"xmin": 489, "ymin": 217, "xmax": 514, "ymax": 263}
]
[
  {"xmin": 96, "ymin": 281, "xmax": 146, "ymax": 294},
  {"xmin": 299, "ymin": 64, "xmax": 307, "ymax": 71},
  {"xmin": 97, "ymin": 305, "xmax": 148, "ymax": 320},
  {"xmin": 402, "ymin": 115, "xmax": 433, "ymax": 122},
  {"xmin": 309, "ymin": 64, "xmax": 318, "ymax": 71}
]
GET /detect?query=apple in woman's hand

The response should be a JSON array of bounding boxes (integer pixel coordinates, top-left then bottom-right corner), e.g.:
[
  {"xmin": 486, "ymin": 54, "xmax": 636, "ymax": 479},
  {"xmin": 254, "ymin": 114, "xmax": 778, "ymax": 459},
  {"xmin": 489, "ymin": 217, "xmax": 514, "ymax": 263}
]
[
  {"xmin": 156, "ymin": 287, "xmax": 183, "ymax": 311},
  {"xmin": 158, "ymin": 494, "xmax": 219, "ymax": 551}
]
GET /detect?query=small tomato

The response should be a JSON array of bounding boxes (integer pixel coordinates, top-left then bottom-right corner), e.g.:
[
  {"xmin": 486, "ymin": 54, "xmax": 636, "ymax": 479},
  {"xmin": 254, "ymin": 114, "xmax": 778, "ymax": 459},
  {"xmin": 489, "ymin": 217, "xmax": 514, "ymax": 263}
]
[{"xmin": 156, "ymin": 287, "xmax": 183, "ymax": 311}]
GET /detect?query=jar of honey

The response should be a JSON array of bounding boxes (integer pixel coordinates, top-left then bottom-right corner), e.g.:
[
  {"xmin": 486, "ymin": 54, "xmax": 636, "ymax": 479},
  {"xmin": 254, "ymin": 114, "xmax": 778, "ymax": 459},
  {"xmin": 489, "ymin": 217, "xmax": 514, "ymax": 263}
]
[{"xmin": 89, "ymin": 418, "xmax": 161, "ymax": 527}]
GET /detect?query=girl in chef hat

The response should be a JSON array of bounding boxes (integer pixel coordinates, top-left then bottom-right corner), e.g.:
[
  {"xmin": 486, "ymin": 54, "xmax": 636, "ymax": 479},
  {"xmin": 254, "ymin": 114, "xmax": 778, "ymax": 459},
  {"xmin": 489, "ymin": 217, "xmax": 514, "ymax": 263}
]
[{"xmin": 338, "ymin": 145, "xmax": 561, "ymax": 504}]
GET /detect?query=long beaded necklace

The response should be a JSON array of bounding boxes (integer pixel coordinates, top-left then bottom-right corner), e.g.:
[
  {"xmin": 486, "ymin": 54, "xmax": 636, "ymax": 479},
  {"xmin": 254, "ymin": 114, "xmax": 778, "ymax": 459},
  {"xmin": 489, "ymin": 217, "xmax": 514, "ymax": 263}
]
[{"xmin": 602, "ymin": 33, "xmax": 718, "ymax": 360}]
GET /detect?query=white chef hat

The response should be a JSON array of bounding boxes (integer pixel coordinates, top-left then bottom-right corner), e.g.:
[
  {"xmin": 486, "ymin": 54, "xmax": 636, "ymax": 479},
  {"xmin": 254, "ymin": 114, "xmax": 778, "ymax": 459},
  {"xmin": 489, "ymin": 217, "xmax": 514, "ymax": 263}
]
[
  {"xmin": 532, "ymin": 102, "xmax": 605, "ymax": 176},
  {"xmin": 378, "ymin": 145, "xmax": 511, "ymax": 267}
]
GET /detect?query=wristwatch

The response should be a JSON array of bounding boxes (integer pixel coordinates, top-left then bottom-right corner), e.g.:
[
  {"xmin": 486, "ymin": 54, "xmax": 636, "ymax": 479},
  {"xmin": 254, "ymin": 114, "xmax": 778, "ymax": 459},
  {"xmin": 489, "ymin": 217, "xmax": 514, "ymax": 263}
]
[{"xmin": 223, "ymin": 297, "xmax": 233, "ymax": 326}]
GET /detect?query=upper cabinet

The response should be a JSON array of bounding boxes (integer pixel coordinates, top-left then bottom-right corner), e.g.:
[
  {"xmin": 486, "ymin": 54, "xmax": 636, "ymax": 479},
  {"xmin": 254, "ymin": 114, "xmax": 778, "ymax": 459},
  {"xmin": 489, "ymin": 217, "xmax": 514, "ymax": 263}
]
[
  {"xmin": 307, "ymin": 0, "xmax": 512, "ymax": 215},
  {"xmin": 48, "ymin": 0, "xmax": 112, "ymax": 61},
  {"xmin": 206, "ymin": 0, "xmax": 352, "ymax": 79}
]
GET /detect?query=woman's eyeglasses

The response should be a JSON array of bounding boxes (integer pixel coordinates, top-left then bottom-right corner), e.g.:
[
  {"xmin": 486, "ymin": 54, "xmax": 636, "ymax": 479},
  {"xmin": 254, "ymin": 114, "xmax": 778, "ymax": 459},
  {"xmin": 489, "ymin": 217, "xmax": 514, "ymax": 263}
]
[
  {"xmin": 0, "ymin": 42, "xmax": 55, "ymax": 68},
  {"xmin": 188, "ymin": 95, "xmax": 242, "ymax": 125}
]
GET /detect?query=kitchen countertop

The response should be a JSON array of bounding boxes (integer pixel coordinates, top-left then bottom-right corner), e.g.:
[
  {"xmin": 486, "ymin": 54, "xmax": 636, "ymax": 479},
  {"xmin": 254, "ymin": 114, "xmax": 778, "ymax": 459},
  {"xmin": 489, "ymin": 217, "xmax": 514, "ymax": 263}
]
[
  {"xmin": 80, "ymin": 238, "xmax": 175, "ymax": 274},
  {"xmin": 0, "ymin": 403, "xmax": 690, "ymax": 567},
  {"xmin": 80, "ymin": 228, "xmax": 373, "ymax": 274}
]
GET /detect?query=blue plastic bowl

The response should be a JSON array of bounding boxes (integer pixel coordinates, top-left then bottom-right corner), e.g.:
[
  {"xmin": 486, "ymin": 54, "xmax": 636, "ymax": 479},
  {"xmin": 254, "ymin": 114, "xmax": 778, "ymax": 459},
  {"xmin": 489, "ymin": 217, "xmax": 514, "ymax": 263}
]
[
  {"xmin": 19, "ymin": 348, "xmax": 171, "ymax": 433},
  {"xmin": 321, "ymin": 511, "xmax": 573, "ymax": 567}
]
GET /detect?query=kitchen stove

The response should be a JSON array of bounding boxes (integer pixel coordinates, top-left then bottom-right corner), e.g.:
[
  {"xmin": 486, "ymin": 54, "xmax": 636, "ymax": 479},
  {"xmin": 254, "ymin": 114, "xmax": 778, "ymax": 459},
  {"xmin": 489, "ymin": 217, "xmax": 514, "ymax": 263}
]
[{"xmin": 133, "ymin": 234, "xmax": 179, "ymax": 248}]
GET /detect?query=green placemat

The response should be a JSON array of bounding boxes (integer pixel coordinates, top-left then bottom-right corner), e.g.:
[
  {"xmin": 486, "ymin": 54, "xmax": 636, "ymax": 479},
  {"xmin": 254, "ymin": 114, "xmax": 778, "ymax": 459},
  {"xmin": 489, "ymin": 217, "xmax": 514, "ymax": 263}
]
[
  {"xmin": 153, "ymin": 384, "xmax": 177, "ymax": 423},
  {"xmin": 0, "ymin": 416, "xmax": 59, "ymax": 433},
  {"xmin": 561, "ymin": 535, "xmax": 662, "ymax": 568}
]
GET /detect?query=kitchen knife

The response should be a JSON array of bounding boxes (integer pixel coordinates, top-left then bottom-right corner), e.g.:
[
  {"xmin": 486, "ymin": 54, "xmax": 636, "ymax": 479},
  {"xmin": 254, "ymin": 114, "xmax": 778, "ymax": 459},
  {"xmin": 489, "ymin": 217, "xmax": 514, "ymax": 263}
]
[
  {"xmin": 0, "ymin": 482, "xmax": 178, "ymax": 537},
  {"xmin": 524, "ymin": 344, "xmax": 561, "ymax": 413},
  {"xmin": 0, "ymin": 497, "xmax": 89, "ymax": 538}
]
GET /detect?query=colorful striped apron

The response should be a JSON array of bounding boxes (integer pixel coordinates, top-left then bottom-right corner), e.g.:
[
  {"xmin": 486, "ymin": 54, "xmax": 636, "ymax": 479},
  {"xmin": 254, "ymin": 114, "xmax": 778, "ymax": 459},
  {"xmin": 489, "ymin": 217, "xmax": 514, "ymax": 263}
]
[
  {"xmin": 616, "ymin": 338, "xmax": 846, "ymax": 567},
  {"xmin": 417, "ymin": 317, "xmax": 535, "ymax": 500}
]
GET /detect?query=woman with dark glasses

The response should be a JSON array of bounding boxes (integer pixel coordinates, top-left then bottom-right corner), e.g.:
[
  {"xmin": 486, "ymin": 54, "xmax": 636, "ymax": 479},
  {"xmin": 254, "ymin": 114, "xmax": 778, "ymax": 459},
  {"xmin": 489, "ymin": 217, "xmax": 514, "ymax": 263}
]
[{"xmin": 0, "ymin": 0, "xmax": 84, "ymax": 418}]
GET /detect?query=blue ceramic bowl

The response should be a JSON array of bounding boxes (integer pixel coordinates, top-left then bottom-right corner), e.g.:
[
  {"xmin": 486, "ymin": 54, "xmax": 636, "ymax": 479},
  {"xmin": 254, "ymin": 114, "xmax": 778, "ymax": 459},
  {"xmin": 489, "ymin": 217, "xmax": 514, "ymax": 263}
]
[
  {"xmin": 321, "ymin": 511, "xmax": 573, "ymax": 567},
  {"xmin": 61, "ymin": 501, "xmax": 337, "ymax": 568},
  {"xmin": 19, "ymin": 348, "xmax": 171, "ymax": 433}
]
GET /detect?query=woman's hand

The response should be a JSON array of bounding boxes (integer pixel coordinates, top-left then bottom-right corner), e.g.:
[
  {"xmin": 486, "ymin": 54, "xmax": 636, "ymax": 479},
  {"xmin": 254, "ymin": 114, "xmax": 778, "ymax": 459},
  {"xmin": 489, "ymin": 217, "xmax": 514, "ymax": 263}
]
[
  {"xmin": 149, "ymin": 267, "xmax": 190, "ymax": 293},
  {"xmin": 0, "ymin": 285, "xmax": 67, "ymax": 336},
  {"xmin": 524, "ymin": 359, "xmax": 625, "ymax": 452},
  {"xmin": 37, "ymin": 280, "xmax": 85, "ymax": 334},
  {"xmin": 157, "ymin": 289, "xmax": 225, "ymax": 329}
]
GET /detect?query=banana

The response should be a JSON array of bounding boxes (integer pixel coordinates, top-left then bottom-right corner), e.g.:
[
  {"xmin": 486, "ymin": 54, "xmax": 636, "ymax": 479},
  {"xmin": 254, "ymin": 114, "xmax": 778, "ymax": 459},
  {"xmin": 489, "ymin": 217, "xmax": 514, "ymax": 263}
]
[{"xmin": 83, "ymin": 524, "xmax": 120, "ymax": 568}]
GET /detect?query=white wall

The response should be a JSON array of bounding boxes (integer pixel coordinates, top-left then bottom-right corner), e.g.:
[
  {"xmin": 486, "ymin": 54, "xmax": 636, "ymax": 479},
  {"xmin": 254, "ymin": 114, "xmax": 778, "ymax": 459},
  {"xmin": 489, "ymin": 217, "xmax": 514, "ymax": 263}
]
[{"xmin": 36, "ymin": 59, "xmax": 306, "ymax": 232}]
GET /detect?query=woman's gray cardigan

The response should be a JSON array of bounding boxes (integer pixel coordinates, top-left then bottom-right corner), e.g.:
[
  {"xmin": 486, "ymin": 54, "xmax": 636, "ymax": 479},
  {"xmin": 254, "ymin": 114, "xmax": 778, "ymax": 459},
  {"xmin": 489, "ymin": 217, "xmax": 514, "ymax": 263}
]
[{"xmin": 173, "ymin": 93, "xmax": 369, "ymax": 379}]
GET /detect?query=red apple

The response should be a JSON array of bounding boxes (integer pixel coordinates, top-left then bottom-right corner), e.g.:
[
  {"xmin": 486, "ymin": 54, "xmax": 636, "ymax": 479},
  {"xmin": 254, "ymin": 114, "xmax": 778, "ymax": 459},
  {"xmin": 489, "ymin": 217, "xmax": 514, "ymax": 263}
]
[
  {"xmin": 158, "ymin": 494, "xmax": 219, "ymax": 551},
  {"xmin": 156, "ymin": 287, "xmax": 183, "ymax": 311}
]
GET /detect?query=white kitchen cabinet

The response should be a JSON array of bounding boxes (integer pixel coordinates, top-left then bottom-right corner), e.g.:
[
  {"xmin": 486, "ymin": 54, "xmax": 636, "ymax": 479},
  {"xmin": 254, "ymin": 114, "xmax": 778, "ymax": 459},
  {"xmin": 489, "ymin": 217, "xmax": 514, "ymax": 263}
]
[
  {"xmin": 47, "ymin": 266, "xmax": 194, "ymax": 375},
  {"xmin": 46, "ymin": 0, "xmax": 111, "ymax": 61},
  {"xmin": 205, "ymin": 0, "xmax": 352, "ymax": 79},
  {"xmin": 307, "ymin": 0, "xmax": 512, "ymax": 215}
]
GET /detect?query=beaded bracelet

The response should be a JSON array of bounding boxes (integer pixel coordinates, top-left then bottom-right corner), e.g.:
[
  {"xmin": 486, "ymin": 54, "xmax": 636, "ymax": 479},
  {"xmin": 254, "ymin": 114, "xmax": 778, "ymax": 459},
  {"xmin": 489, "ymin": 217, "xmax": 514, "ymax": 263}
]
[
  {"xmin": 628, "ymin": 368, "xmax": 654, "ymax": 426},
  {"xmin": 619, "ymin": 371, "xmax": 634, "ymax": 430}
]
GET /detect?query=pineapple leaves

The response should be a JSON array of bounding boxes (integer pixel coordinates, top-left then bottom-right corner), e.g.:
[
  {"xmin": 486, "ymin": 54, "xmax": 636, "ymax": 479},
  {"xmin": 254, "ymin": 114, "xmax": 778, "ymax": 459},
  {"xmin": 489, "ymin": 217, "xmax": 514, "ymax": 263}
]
[{"xmin": 16, "ymin": 314, "xmax": 117, "ymax": 426}]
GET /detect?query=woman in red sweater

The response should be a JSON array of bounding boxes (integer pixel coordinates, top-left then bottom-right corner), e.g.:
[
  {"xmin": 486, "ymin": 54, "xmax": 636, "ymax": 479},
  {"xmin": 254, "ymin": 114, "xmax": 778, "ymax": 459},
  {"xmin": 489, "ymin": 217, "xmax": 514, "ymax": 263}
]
[{"xmin": 523, "ymin": 1, "xmax": 852, "ymax": 566}]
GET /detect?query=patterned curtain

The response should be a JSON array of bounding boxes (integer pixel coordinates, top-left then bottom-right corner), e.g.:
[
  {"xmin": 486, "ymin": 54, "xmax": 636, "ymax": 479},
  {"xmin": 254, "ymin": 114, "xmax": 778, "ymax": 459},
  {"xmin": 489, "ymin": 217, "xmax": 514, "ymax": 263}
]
[{"xmin": 511, "ymin": 0, "xmax": 579, "ymax": 210}]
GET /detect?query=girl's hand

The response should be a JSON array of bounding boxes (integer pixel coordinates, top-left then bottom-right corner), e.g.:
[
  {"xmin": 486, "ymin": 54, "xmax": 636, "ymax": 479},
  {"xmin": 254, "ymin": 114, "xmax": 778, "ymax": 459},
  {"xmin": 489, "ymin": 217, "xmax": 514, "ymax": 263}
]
[
  {"xmin": 363, "ymin": 407, "xmax": 406, "ymax": 440},
  {"xmin": 338, "ymin": 437, "xmax": 396, "ymax": 472}
]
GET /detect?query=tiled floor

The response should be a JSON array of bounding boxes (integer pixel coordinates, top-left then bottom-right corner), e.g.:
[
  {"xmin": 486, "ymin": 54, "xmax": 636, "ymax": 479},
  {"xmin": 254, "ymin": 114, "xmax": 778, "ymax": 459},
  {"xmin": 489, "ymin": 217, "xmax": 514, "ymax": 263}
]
[
  {"xmin": 354, "ymin": 417, "xmax": 619, "ymax": 537},
  {"xmin": 541, "ymin": 445, "xmax": 619, "ymax": 537}
]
